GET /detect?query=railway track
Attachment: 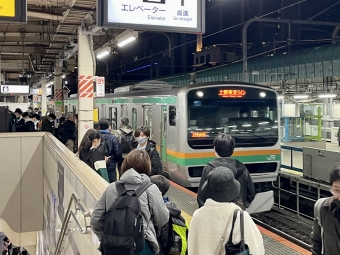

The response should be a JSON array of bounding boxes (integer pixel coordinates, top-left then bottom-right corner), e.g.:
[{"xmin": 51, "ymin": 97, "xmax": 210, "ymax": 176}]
[{"xmin": 252, "ymin": 217, "xmax": 311, "ymax": 251}]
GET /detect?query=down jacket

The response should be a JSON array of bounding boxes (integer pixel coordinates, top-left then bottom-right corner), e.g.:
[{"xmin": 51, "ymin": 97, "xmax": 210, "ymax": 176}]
[
  {"xmin": 197, "ymin": 157, "xmax": 256, "ymax": 208},
  {"xmin": 90, "ymin": 168, "xmax": 169, "ymax": 254}
]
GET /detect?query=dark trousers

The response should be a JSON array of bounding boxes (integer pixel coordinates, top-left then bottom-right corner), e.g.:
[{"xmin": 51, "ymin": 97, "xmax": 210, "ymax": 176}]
[{"xmin": 107, "ymin": 170, "xmax": 116, "ymax": 183}]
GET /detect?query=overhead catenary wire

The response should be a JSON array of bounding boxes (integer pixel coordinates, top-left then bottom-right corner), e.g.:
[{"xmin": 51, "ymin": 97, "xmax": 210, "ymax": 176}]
[{"xmin": 108, "ymin": 0, "xmax": 307, "ymax": 72}]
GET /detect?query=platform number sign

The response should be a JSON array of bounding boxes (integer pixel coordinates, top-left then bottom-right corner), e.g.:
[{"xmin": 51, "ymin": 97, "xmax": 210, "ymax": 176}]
[{"xmin": 96, "ymin": 77, "xmax": 105, "ymax": 97}]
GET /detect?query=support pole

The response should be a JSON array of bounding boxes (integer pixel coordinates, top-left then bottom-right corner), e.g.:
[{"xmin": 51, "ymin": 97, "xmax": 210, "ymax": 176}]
[
  {"xmin": 54, "ymin": 59, "xmax": 63, "ymax": 125},
  {"xmin": 77, "ymin": 27, "xmax": 94, "ymax": 143},
  {"xmin": 41, "ymin": 79, "xmax": 47, "ymax": 116},
  {"xmin": 196, "ymin": 34, "xmax": 203, "ymax": 52}
]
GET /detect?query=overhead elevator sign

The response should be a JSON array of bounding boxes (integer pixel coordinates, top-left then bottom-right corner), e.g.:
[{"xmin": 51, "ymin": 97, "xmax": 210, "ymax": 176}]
[
  {"xmin": 0, "ymin": 0, "xmax": 27, "ymax": 23},
  {"xmin": 97, "ymin": 0, "xmax": 205, "ymax": 34}
]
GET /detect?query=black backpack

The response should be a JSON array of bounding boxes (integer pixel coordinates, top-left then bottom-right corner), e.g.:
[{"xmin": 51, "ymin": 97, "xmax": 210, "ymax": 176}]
[
  {"xmin": 97, "ymin": 137, "xmax": 108, "ymax": 157},
  {"xmin": 101, "ymin": 180, "xmax": 153, "ymax": 255},
  {"xmin": 119, "ymin": 129, "xmax": 134, "ymax": 153}
]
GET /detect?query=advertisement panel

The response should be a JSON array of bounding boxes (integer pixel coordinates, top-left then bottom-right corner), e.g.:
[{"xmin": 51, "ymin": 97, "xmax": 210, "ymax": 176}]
[
  {"xmin": 0, "ymin": 85, "xmax": 29, "ymax": 94},
  {"xmin": 97, "ymin": 0, "xmax": 205, "ymax": 33},
  {"xmin": 96, "ymin": 76, "xmax": 105, "ymax": 97},
  {"xmin": 0, "ymin": 0, "xmax": 27, "ymax": 23}
]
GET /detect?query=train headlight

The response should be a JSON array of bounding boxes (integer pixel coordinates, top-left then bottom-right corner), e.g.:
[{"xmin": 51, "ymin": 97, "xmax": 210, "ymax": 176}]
[
  {"xmin": 260, "ymin": 92, "xmax": 266, "ymax": 98},
  {"xmin": 197, "ymin": 91, "xmax": 204, "ymax": 97}
]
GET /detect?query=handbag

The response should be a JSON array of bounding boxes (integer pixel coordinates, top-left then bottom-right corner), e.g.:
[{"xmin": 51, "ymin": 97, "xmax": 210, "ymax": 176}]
[
  {"xmin": 94, "ymin": 160, "xmax": 109, "ymax": 182},
  {"xmin": 225, "ymin": 210, "xmax": 250, "ymax": 255}
]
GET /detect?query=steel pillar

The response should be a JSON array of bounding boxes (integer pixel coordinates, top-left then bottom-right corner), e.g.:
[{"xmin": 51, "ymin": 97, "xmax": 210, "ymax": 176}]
[
  {"xmin": 41, "ymin": 79, "xmax": 47, "ymax": 116},
  {"xmin": 54, "ymin": 59, "xmax": 63, "ymax": 125},
  {"xmin": 77, "ymin": 27, "xmax": 94, "ymax": 143}
]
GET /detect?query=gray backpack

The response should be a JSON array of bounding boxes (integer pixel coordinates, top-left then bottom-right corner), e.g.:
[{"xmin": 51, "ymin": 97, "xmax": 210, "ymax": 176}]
[{"xmin": 314, "ymin": 197, "xmax": 328, "ymax": 255}]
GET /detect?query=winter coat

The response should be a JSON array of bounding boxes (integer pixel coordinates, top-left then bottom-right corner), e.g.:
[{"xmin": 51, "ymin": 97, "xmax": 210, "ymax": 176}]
[
  {"xmin": 79, "ymin": 147, "xmax": 105, "ymax": 171},
  {"xmin": 61, "ymin": 119, "xmax": 76, "ymax": 143},
  {"xmin": 15, "ymin": 118, "xmax": 26, "ymax": 132},
  {"xmin": 157, "ymin": 198, "xmax": 185, "ymax": 255},
  {"xmin": 40, "ymin": 117, "xmax": 54, "ymax": 133},
  {"xmin": 197, "ymin": 157, "xmax": 256, "ymax": 209},
  {"xmin": 188, "ymin": 199, "xmax": 265, "ymax": 255},
  {"xmin": 99, "ymin": 130, "xmax": 122, "ymax": 172},
  {"xmin": 132, "ymin": 140, "xmax": 162, "ymax": 176},
  {"xmin": 311, "ymin": 197, "xmax": 340, "ymax": 255},
  {"xmin": 113, "ymin": 125, "xmax": 134, "ymax": 155},
  {"xmin": 90, "ymin": 168, "xmax": 170, "ymax": 254},
  {"xmin": 24, "ymin": 119, "xmax": 35, "ymax": 132}
]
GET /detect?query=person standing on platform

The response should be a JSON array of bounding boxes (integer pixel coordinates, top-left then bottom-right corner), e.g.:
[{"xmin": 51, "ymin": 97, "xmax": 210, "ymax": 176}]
[
  {"xmin": 22, "ymin": 112, "xmax": 35, "ymax": 132},
  {"xmin": 8, "ymin": 110, "xmax": 16, "ymax": 132},
  {"xmin": 14, "ymin": 108, "xmax": 26, "ymax": 132},
  {"xmin": 197, "ymin": 133, "xmax": 255, "ymax": 209},
  {"xmin": 337, "ymin": 126, "xmax": 340, "ymax": 146},
  {"xmin": 188, "ymin": 167, "xmax": 264, "ymax": 255},
  {"xmin": 311, "ymin": 163, "xmax": 340, "ymax": 255},
  {"xmin": 99, "ymin": 118, "xmax": 122, "ymax": 183},
  {"xmin": 61, "ymin": 113, "xmax": 76, "ymax": 151},
  {"xmin": 131, "ymin": 126, "xmax": 162, "ymax": 176},
  {"xmin": 113, "ymin": 117, "xmax": 134, "ymax": 176},
  {"xmin": 39, "ymin": 113, "xmax": 56, "ymax": 133},
  {"xmin": 31, "ymin": 113, "xmax": 41, "ymax": 131}
]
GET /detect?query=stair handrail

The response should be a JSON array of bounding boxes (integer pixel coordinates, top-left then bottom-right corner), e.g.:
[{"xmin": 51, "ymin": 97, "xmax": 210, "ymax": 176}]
[{"xmin": 54, "ymin": 194, "xmax": 91, "ymax": 255}]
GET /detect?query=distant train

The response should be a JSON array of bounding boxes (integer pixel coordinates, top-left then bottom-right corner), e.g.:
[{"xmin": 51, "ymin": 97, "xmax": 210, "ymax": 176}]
[{"xmin": 59, "ymin": 80, "xmax": 281, "ymax": 213}]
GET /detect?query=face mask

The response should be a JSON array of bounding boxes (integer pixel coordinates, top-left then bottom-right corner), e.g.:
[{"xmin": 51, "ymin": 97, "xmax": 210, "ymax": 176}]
[
  {"xmin": 138, "ymin": 136, "xmax": 148, "ymax": 145},
  {"xmin": 50, "ymin": 120, "xmax": 54, "ymax": 122}
]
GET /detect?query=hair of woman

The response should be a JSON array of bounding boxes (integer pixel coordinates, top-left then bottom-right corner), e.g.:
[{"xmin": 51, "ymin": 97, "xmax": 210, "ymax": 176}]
[
  {"xmin": 121, "ymin": 149, "xmax": 151, "ymax": 175},
  {"xmin": 78, "ymin": 129, "xmax": 101, "ymax": 153}
]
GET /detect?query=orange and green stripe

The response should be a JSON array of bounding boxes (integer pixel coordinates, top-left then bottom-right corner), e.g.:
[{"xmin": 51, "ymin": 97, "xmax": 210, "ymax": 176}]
[{"xmin": 157, "ymin": 147, "xmax": 281, "ymax": 166}]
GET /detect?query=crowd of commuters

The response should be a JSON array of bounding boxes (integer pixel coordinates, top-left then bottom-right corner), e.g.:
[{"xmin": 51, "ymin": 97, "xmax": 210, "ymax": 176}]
[{"xmin": 6, "ymin": 107, "xmax": 340, "ymax": 255}]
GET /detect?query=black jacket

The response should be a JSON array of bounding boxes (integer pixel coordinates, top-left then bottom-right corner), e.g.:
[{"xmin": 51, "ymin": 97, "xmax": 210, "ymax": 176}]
[
  {"xmin": 79, "ymin": 147, "xmax": 105, "ymax": 171},
  {"xmin": 25, "ymin": 119, "xmax": 35, "ymax": 132},
  {"xmin": 61, "ymin": 120, "xmax": 76, "ymax": 143},
  {"xmin": 157, "ymin": 198, "xmax": 186, "ymax": 255},
  {"xmin": 197, "ymin": 157, "xmax": 256, "ymax": 208},
  {"xmin": 311, "ymin": 197, "xmax": 340, "ymax": 255},
  {"xmin": 100, "ymin": 130, "xmax": 122, "ymax": 172},
  {"xmin": 40, "ymin": 117, "xmax": 54, "ymax": 133},
  {"xmin": 131, "ymin": 140, "xmax": 162, "ymax": 176},
  {"xmin": 15, "ymin": 118, "xmax": 26, "ymax": 132}
]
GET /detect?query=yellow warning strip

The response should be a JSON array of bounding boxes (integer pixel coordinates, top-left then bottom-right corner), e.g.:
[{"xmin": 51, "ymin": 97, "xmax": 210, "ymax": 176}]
[{"xmin": 181, "ymin": 210, "xmax": 192, "ymax": 226}]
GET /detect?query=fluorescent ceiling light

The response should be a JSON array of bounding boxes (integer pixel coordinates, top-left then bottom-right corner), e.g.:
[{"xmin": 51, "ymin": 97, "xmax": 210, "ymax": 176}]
[
  {"xmin": 293, "ymin": 94, "xmax": 308, "ymax": 99},
  {"xmin": 116, "ymin": 30, "xmax": 138, "ymax": 48},
  {"xmin": 318, "ymin": 94, "xmax": 337, "ymax": 98},
  {"xmin": 277, "ymin": 96, "xmax": 284, "ymax": 99},
  {"xmin": 96, "ymin": 47, "xmax": 111, "ymax": 59}
]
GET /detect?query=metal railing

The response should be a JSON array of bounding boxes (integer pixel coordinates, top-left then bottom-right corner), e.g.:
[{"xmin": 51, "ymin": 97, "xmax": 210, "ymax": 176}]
[
  {"xmin": 281, "ymin": 145, "xmax": 303, "ymax": 172},
  {"xmin": 54, "ymin": 194, "xmax": 91, "ymax": 255}
]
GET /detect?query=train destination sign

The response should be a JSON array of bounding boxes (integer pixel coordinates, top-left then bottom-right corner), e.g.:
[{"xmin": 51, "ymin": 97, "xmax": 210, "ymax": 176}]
[
  {"xmin": 97, "ymin": 0, "xmax": 205, "ymax": 34},
  {"xmin": 0, "ymin": 0, "xmax": 27, "ymax": 23},
  {"xmin": 218, "ymin": 89, "xmax": 246, "ymax": 98}
]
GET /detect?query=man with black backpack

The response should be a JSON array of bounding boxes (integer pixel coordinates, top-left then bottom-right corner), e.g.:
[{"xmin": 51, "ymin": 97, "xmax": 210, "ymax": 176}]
[
  {"xmin": 113, "ymin": 117, "xmax": 134, "ymax": 175},
  {"xmin": 98, "ymin": 118, "xmax": 122, "ymax": 183}
]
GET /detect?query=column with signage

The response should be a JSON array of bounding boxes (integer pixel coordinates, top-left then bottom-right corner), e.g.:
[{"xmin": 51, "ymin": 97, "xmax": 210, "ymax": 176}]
[
  {"xmin": 54, "ymin": 60, "xmax": 63, "ymax": 124},
  {"xmin": 77, "ymin": 28, "xmax": 94, "ymax": 143},
  {"xmin": 41, "ymin": 79, "xmax": 48, "ymax": 116}
]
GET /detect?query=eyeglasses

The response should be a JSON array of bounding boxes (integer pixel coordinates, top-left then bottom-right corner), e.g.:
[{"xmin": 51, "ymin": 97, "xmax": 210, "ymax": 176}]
[{"xmin": 330, "ymin": 188, "xmax": 340, "ymax": 195}]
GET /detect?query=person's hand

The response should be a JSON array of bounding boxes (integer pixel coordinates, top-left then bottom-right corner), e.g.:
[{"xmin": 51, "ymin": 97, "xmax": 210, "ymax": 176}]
[{"xmin": 105, "ymin": 156, "xmax": 111, "ymax": 162}]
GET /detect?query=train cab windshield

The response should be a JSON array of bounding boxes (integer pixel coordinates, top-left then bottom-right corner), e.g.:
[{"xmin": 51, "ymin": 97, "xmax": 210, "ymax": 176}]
[{"xmin": 187, "ymin": 86, "xmax": 278, "ymax": 149}]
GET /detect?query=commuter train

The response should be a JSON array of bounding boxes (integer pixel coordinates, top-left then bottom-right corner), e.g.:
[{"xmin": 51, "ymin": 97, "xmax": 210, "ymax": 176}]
[{"xmin": 61, "ymin": 80, "xmax": 280, "ymax": 212}]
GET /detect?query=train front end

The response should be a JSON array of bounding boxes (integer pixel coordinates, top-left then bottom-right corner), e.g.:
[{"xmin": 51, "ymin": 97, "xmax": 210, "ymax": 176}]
[{"xmin": 176, "ymin": 83, "xmax": 280, "ymax": 212}]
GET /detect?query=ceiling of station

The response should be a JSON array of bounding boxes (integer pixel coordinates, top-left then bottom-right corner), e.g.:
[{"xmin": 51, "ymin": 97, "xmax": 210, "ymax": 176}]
[{"xmin": 0, "ymin": 0, "xmax": 124, "ymax": 83}]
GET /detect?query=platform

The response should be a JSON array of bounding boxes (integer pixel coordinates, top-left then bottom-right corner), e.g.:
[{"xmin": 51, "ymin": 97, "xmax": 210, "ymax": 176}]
[{"xmin": 167, "ymin": 181, "xmax": 311, "ymax": 255}]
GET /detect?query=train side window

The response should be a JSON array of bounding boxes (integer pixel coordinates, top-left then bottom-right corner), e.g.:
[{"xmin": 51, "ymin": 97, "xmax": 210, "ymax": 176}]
[
  {"xmin": 122, "ymin": 106, "xmax": 128, "ymax": 117},
  {"xmin": 109, "ymin": 107, "xmax": 117, "ymax": 130},
  {"xmin": 169, "ymin": 106, "xmax": 176, "ymax": 126},
  {"xmin": 132, "ymin": 108, "xmax": 137, "ymax": 130},
  {"xmin": 143, "ymin": 107, "xmax": 149, "ymax": 127}
]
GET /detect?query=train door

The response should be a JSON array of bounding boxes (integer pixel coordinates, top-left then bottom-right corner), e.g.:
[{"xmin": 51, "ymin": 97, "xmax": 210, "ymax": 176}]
[
  {"xmin": 108, "ymin": 107, "xmax": 117, "ymax": 130},
  {"xmin": 160, "ymin": 105, "xmax": 168, "ymax": 166},
  {"xmin": 132, "ymin": 108, "xmax": 137, "ymax": 130},
  {"xmin": 72, "ymin": 105, "xmax": 76, "ymax": 114},
  {"xmin": 143, "ymin": 105, "xmax": 153, "ymax": 139}
]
